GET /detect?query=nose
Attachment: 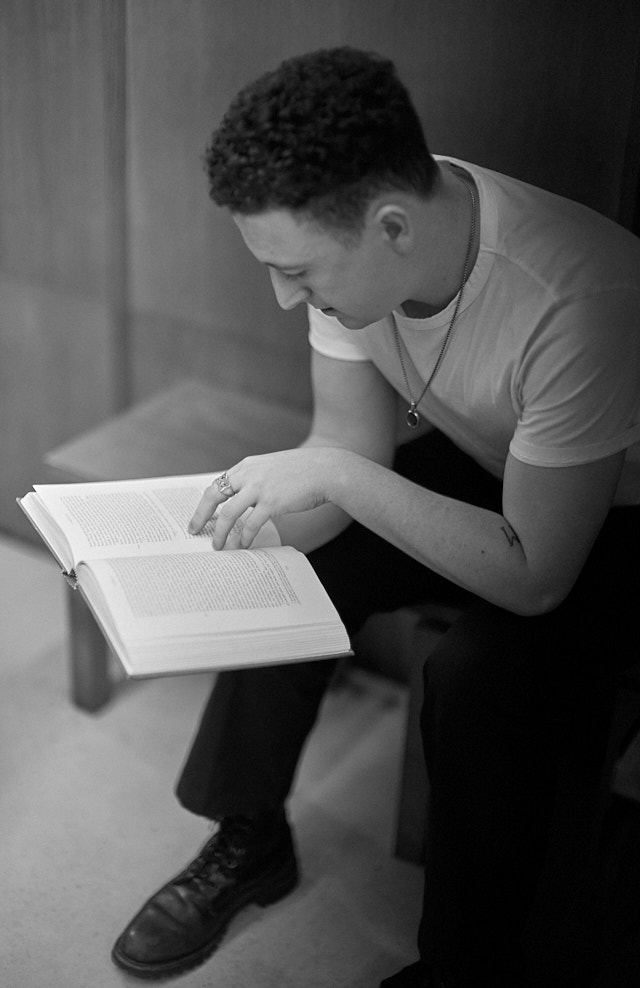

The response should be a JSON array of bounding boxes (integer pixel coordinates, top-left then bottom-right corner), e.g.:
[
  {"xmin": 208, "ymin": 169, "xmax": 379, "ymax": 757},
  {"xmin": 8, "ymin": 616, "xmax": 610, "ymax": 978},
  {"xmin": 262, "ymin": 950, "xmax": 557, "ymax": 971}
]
[{"xmin": 269, "ymin": 269, "xmax": 310, "ymax": 310}]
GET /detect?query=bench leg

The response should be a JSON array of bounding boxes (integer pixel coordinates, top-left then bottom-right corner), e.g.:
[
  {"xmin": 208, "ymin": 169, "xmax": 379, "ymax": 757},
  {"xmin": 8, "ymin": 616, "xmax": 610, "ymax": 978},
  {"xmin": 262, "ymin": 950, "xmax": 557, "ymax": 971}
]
[
  {"xmin": 67, "ymin": 591, "xmax": 111, "ymax": 711},
  {"xmin": 395, "ymin": 644, "xmax": 429, "ymax": 864},
  {"xmin": 394, "ymin": 607, "xmax": 461, "ymax": 863}
]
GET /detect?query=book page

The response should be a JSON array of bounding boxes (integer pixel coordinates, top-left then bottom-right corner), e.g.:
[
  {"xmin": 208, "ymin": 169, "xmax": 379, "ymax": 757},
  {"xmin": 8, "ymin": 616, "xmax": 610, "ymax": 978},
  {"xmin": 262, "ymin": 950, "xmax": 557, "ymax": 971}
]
[
  {"xmin": 78, "ymin": 546, "xmax": 351, "ymax": 676},
  {"xmin": 31, "ymin": 473, "xmax": 279, "ymax": 566},
  {"xmin": 80, "ymin": 546, "xmax": 342, "ymax": 638},
  {"xmin": 99, "ymin": 549, "xmax": 300, "ymax": 620},
  {"xmin": 17, "ymin": 492, "xmax": 75, "ymax": 573}
]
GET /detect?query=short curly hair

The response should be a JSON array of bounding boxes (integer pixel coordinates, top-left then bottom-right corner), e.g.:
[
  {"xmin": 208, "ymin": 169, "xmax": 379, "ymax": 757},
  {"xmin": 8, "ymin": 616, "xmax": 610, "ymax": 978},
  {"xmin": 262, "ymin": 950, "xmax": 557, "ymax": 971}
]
[{"xmin": 204, "ymin": 47, "xmax": 437, "ymax": 238}]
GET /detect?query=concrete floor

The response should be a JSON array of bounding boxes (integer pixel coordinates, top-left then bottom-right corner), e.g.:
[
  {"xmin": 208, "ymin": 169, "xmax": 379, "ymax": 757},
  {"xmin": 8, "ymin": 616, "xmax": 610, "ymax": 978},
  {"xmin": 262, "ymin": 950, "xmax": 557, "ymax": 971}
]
[{"xmin": 0, "ymin": 535, "xmax": 423, "ymax": 988}]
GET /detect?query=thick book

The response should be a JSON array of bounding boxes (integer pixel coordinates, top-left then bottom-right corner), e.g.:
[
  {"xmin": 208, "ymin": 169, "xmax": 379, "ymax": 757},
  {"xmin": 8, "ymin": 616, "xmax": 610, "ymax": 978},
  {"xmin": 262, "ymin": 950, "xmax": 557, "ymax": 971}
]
[{"xmin": 18, "ymin": 473, "xmax": 351, "ymax": 678}]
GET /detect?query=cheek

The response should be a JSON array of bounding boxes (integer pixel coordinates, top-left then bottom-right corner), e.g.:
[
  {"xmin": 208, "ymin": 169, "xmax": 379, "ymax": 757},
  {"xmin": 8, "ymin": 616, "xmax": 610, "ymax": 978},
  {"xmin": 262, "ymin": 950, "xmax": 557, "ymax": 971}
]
[
  {"xmin": 337, "ymin": 258, "xmax": 372, "ymax": 297},
  {"xmin": 357, "ymin": 266, "xmax": 388, "ymax": 306},
  {"xmin": 324, "ymin": 254, "xmax": 385, "ymax": 311}
]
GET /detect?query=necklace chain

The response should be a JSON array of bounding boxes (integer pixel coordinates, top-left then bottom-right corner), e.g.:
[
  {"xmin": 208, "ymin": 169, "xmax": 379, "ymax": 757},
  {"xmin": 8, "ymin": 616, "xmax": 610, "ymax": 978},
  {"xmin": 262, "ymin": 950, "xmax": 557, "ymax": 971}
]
[{"xmin": 394, "ymin": 173, "xmax": 477, "ymax": 429}]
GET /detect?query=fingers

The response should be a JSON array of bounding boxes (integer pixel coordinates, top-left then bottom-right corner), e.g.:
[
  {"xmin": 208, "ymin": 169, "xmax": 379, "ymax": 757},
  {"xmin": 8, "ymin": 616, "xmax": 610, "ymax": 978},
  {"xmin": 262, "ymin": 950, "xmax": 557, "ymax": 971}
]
[
  {"xmin": 210, "ymin": 494, "xmax": 257, "ymax": 549},
  {"xmin": 188, "ymin": 475, "xmax": 234, "ymax": 534},
  {"xmin": 237, "ymin": 506, "xmax": 272, "ymax": 549},
  {"xmin": 213, "ymin": 506, "xmax": 273, "ymax": 551},
  {"xmin": 187, "ymin": 458, "xmax": 280, "ymax": 550},
  {"xmin": 186, "ymin": 476, "xmax": 254, "ymax": 549},
  {"xmin": 188, "ymin": 470, "xmax": 262, "ymax": 550}
]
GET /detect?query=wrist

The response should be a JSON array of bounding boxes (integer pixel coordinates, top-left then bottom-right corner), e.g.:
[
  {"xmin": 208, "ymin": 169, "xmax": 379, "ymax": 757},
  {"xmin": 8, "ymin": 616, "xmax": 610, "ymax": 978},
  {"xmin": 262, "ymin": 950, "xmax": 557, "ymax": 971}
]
[{"xmin": 324, "ymin": 446, "xmax": 357, "ymax": 507}]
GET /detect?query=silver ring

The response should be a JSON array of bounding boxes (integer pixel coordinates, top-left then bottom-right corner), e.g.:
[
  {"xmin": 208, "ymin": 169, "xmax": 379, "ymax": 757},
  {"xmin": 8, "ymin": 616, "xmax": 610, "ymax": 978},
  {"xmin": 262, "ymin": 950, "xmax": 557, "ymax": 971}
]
[
  {"xmin": 216, "ymin": 471, "xmax": 235, "ymax": 498},
  {"xmin": 215, "ymin": 471, "xmax": 235, "ymax": 499}
]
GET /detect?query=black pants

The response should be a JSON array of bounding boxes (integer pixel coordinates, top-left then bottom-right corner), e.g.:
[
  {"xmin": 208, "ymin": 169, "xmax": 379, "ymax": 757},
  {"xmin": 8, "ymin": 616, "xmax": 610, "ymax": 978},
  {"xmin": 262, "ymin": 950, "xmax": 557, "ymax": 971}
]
[{"xmin": 176, "ymin": 432, "xmax": 639, "ymax": 986}]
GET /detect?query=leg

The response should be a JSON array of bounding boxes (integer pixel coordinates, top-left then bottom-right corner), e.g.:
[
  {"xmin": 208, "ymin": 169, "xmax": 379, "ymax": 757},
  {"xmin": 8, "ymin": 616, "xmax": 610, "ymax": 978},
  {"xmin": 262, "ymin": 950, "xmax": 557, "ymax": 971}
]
[
  {"xmin": 113, "ymin": 513, "xmax": 444, "ymax": 980},
  {"xmin": 176, "ymin": 657, "xmax": 340, "ymax": 817},
  {"xmin": 114, "ymin": 448, "xmax": 458, "ymax": 978},
  {"xmin": 113, "ymin": 431, "xmax": 505, "ymax": 979},
  {"xmin": 418, "ymin": 507, "xmax": 639, "ymax": 987}
]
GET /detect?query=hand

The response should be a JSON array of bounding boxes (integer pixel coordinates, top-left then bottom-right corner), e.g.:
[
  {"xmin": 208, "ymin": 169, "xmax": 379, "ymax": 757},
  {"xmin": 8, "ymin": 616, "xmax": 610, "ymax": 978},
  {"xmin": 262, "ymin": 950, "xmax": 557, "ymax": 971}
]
[{"xmin": 188, "ymin": 447, "xmax": 342, "ymax": 549}]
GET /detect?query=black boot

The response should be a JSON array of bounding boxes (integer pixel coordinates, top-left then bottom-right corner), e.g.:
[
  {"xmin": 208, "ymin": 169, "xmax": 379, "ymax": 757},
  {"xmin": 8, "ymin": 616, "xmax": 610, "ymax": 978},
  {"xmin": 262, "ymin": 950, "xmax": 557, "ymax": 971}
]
[{"xmin": 112, "ymin": 810, "xmax": 298, "ymax": 979}]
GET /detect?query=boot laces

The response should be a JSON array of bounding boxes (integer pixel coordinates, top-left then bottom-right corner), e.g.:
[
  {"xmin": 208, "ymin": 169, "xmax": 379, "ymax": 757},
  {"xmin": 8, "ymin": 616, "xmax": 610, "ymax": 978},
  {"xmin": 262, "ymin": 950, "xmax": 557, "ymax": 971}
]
[{"xmin": 183, "ymin": 815, "xmax": 255, "ymax": 896}]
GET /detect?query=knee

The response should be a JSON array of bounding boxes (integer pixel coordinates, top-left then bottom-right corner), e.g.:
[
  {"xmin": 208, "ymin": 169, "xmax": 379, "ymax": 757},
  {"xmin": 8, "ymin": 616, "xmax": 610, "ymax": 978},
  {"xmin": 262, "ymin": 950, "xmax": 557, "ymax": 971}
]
[
  {"xmin": 421, "ymin": 626, "xmax": 481, "ymax": 713},
  {"xmin": 421, "ymin": 601, "xmax": 551, "ymax": 713},
  {"xmin": 419, "ymin": 606, "xmax": 528, "ymax": 740}
]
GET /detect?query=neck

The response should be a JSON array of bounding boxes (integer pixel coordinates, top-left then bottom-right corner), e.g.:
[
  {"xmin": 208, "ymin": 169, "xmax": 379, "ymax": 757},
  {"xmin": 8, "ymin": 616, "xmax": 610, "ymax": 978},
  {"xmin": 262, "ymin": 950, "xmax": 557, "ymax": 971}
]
[{"xmin": 401, "ymin": 164, "xmax": 478, "ymax": 319}]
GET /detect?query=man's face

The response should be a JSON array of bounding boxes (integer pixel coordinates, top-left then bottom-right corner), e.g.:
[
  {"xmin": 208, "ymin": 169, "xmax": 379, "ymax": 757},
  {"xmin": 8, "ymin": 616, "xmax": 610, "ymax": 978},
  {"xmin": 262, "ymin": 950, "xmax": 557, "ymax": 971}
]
[{"xmin": 233, "ymin": 209, "xmax": 404, "ymax": 329}]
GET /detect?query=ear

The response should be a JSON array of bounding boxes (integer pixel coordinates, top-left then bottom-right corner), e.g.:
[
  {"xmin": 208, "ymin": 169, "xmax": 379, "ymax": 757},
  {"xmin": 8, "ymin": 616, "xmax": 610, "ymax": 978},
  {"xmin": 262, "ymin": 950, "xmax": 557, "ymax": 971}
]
[{"xmin": 373, "ymin": 203, "xmax": 413, "ymax": 255}]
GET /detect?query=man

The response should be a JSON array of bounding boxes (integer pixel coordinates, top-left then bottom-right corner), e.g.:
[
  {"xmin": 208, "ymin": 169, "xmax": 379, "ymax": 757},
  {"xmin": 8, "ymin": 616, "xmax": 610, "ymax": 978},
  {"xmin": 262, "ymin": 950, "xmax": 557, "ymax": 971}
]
[{"xmin": 112, "ymin": 47, "xmax": 640, "ymax": 987}]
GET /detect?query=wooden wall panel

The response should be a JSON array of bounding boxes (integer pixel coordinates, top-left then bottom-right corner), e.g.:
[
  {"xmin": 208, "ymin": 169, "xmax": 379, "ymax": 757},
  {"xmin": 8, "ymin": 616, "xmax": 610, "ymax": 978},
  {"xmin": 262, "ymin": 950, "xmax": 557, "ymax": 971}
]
[
  {"xmin": 0, "ymin": 1, "xmax": 107, "ymax": 292},
  {"xmin": 0, "ymin": 1, "xmax": 125, "ymax": 539},
  {"xmin": 0, "ymin": 275, "xmax": 114, "ymax": 503},
  {"xmin": 390, "ymin": 0, "xmax": 640, "ymax": 224}
]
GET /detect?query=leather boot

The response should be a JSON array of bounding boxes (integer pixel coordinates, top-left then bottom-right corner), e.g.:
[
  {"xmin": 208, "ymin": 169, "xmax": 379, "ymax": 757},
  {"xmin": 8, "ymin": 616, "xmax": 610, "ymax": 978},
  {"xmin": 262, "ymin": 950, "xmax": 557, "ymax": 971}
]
[{"xmin": 111, "ymin": 810, "xmax": 298, "ymax": 978}]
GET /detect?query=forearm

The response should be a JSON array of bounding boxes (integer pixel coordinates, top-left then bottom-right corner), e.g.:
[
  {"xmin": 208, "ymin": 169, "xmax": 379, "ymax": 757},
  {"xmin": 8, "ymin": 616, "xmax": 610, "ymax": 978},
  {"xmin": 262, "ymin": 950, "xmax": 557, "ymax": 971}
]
[{"xmin": 327, "ymin": 448, "xmax": 550, "ymax": 616}]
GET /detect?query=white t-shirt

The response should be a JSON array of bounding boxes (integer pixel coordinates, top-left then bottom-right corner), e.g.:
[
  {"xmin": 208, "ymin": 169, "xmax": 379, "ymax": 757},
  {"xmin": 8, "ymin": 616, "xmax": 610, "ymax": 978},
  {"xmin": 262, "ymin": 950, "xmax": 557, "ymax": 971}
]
[{"xmin": 308, "ymin": 157, "xmax": 640, "ymax": 504}]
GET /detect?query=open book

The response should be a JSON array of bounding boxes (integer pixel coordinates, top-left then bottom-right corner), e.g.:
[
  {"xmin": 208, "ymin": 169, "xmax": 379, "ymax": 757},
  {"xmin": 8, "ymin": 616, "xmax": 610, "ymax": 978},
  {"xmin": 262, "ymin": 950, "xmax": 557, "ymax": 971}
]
[{"xmin": 18, "ymin": 474, "xmax": 351, "ymax": 677}]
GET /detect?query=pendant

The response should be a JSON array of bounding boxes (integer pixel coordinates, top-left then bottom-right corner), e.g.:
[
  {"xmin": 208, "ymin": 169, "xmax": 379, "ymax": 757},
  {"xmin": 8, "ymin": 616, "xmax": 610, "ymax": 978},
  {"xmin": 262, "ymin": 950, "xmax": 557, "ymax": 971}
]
[{"xmin": 406, "ymin": 404, "xmax": 420, "ymax": 429}]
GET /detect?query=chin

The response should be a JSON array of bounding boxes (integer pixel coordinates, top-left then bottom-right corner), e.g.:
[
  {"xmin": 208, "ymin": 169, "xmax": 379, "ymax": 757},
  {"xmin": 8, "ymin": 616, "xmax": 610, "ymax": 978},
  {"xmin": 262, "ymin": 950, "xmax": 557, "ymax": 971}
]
[{"xmin": 335, "ymin": 313, "xmax": 373, "ymax": 330}]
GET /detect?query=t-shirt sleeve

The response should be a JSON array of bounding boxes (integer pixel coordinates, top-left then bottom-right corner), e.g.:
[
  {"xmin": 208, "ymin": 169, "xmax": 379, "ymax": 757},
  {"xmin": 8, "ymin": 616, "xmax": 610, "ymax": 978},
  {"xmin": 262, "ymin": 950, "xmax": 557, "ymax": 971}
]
[
  {"xmin": 510, "ymin": 291, "xmax": 640, "ymax": 467},
  {"xmin": 307, "ymin": 305, "xmax": 371, "ymax": 361}
]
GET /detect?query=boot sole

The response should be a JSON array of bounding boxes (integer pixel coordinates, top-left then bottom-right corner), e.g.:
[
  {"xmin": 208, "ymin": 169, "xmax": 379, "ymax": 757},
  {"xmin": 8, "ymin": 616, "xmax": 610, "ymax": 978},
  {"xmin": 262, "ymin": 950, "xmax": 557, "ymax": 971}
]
[{"xmin": 111, "ymin": 855, "xmax": 299, "ymax": 980}]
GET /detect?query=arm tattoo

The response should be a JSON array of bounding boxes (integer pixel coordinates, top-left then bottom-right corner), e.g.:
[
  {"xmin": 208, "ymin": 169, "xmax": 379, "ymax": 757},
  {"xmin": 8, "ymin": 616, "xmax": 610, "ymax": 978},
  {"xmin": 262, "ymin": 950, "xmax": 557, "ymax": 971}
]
[{"xmin": 500, "ymin": 523, "xmax": 521, "ymax": 548}]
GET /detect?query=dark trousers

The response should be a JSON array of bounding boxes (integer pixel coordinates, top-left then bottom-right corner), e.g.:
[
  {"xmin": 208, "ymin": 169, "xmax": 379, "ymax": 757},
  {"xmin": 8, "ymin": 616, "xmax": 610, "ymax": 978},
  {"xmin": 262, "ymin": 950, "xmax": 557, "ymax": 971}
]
[{"xmin": 176, "ymin": 431, "xmax": 639, "ymax": 986}]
